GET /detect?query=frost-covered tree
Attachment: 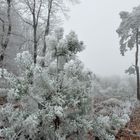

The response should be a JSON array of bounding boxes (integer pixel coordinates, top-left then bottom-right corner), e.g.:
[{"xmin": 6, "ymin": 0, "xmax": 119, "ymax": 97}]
[
  {"xmin": 117, "ymin": 6, "xmax": 140, "ymax": 100},
  {"xmin": 0, "ymin": 29, "xmax": 93, "ymax": 140},
  {"xmin": 0, "ymin": 51, "xmax": 135, "ymax": 140},
  {"xmin": 0, "ymin": 0, "xmax": 33, "ymax": 75},
  {"xmin": 41, "ymin": 0, "xmax": 79, "ymax": 67},
  {"xmin": 42, "ymin": 28, "xmax": 84, "ymax": 70},
  {"xmin": 13, "ymin": 0, "xmax": 79, "ymax": 65}
]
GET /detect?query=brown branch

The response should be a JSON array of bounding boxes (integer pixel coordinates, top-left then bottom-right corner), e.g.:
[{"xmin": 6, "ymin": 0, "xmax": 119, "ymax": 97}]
[
  {"xmin": 25, "ymin": 0, "xmax": 33, "ymax": 14},
  {"xmin": 3, "ymin": 0, "xmax": 12, "ymax": 49},
  {"xmin": 41, "ymin": 0, "xmax": 53, "ymax": 66},
  {"xmin": 11, "ymin": 4, "xmax": 33, "ymax": 26},
  {"xmin": 0, "ymin": 17, "xmax": 4, "ymax": 23},
  {"xmin": 36, "ymin": 0, "xmax": 43, "ymax": 26},
  {"xmin": 0, "ymin": 17, "xmax": 5, "ymax": 47}
]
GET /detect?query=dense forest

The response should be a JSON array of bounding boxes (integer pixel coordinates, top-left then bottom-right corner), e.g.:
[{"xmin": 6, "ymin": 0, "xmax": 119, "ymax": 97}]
[{"xmin": 0, "ymin": 0, "xmax": 140, "ymax": 140}]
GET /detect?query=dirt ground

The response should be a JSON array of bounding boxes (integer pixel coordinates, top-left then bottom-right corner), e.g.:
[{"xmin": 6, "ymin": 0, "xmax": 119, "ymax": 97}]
[{"xmin": 116, "ymin": 105, "xmax": 140, "ymax": 140}]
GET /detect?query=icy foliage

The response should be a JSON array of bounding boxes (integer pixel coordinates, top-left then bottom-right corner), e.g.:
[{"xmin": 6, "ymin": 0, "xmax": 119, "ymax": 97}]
[
  {"xmin": 125, "ymin": 65, "xmax": 136, "ymax": 75},
  {"xmin": 0, "ymin": 56, "xmax": 136, "ymax": 140},
  {"xmin": 92, "ymin": 96, "xmax": 135, "ymax": 140},
  {"xmin": 92, "ymin": 116, "xmax": 115, "ymax": 140},
  {"xmin": 0, "ymin": 48, "xmax": 94, "ymax": 140},
  {"xmin": 0, "ymin": 28, "xmax": 136, "ymax": 140},
  {"xmin": 117, "ymin": 5, "xmax": 140, "ymax": 56},
  {"xmin": 0, "ymin": 58, "xmax": 136, "ymax": 140},
  {"xmin": 43, "ymin": 29, "xmax": 85, "ymax": 68},
  {"xmin": 66, "ymin": 31, "xmax": 85, "ymax": 54},
  {"xmin": 89, "ymin": 74, "xmax": 136, "ymax": 140},
  {"xmin": 15, "ymin": 51, "xmax": 33, "ymax": 69}
]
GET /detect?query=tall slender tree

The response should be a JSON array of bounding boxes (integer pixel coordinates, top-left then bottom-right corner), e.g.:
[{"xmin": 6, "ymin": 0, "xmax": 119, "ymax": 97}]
[
  {"xmin": 13, "ymin": 0, "xmax": 79, "ymax": 66},
  {"xmin": 13, "ymin": 0, "xmax": 45, "ymax": 64},
  {"xmin": 41, "ymin": 0, "xmax": 53, "ymax": 67},
  {"xmin": 117, "ymin": 6, "xmax": 140, "ymax": 100},
  {"xmin": 0, "ymin": 0, "xmax": 12, "ymax": 76}
]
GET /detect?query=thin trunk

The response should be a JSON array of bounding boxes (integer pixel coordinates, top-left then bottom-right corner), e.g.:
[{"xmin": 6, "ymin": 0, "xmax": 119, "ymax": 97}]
[
  {"xmin": 0, "ymin": 0, "xmax": 12, "ymax": 77},
  {"xmin": 41, "ymin": 0, "xmax": 53, "ymax": 67},
  {"xmin": 135, "ymin": 28, "xmax": 140, "ymax": 100},
  {"xmin": 56, "ymin": 54, "xmax": 59, "ymax": 92},
  {"xmin": 33, "ymin": 25, "xmax": 37, "ymax": 64},
  {"xmin": 33, "ymin": 0, "xmax": 37, "ymax": 64}
]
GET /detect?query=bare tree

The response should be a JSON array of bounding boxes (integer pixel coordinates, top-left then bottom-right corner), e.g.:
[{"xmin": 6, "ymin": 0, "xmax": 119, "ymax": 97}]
[
  {"xmin": 135, "ymin": 28, "xmax": 140, "ymax": 99},
  {"xmin": 14, "ymin": 0, "xmax": 44, "ymax": 64},
  {"xmin": 0, "ymin": 0, "xmax": 12, "ymax": 76},
  {"xmin": 13, "ymin": 0, "xmax": 79, "ymax": 66},
  {"xmin": 41, "ymin": 0, "xmax": 53, "ymax": 67}
]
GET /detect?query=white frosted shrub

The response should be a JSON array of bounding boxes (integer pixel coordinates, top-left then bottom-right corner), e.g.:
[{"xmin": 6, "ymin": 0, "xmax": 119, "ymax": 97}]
[{"xmin": 0, "ymin": 50, "xmax": 94, "ymax": 140}]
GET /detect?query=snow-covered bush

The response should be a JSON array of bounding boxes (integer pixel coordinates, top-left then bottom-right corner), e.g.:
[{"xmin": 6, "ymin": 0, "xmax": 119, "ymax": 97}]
[
  {"xmin": 0, "ymin": 28, "xmax": 136, "ymax": 140},
  {"xmin": 0, "ymin": 60, "xmax": 136, "ymax": 140},
  {"xmin": 92, "ymin": 97, "xmax": 136, "ymax": 140},
  {"xmin": 0, "ymin": 30, "xmax": 93, "ymax": 140}
]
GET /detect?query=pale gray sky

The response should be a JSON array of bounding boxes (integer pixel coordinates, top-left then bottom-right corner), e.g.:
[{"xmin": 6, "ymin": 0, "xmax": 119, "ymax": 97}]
[{"xmin": 64, "ymin": 0, "xmax": 140, "ymax": 76}]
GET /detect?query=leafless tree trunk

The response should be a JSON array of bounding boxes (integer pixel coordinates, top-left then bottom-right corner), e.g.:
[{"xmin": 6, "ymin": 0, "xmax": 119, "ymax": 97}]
[
  {"xmin": 32, "ymin": 0, "xmax": 37, "ymax": 64},
  {"xmin": 135, "ymin": 28, "xmax": 140, "ymax": 100},
  {"xmin": 0, "ymin": 0, "xmax": 12, "ymax": 76},
  {"xmin": 41, "ymin": 0, "xmax": 53, "ymax": 67},
  {"xmin": 19, "ymin": 0, "xmax": 43, "ymax": 64}
]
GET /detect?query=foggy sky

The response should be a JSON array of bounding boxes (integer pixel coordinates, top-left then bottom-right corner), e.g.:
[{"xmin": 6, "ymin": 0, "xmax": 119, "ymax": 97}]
[{"xmin": 64, "ymin": 0, "xmax": 140, "ymax": 76}]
